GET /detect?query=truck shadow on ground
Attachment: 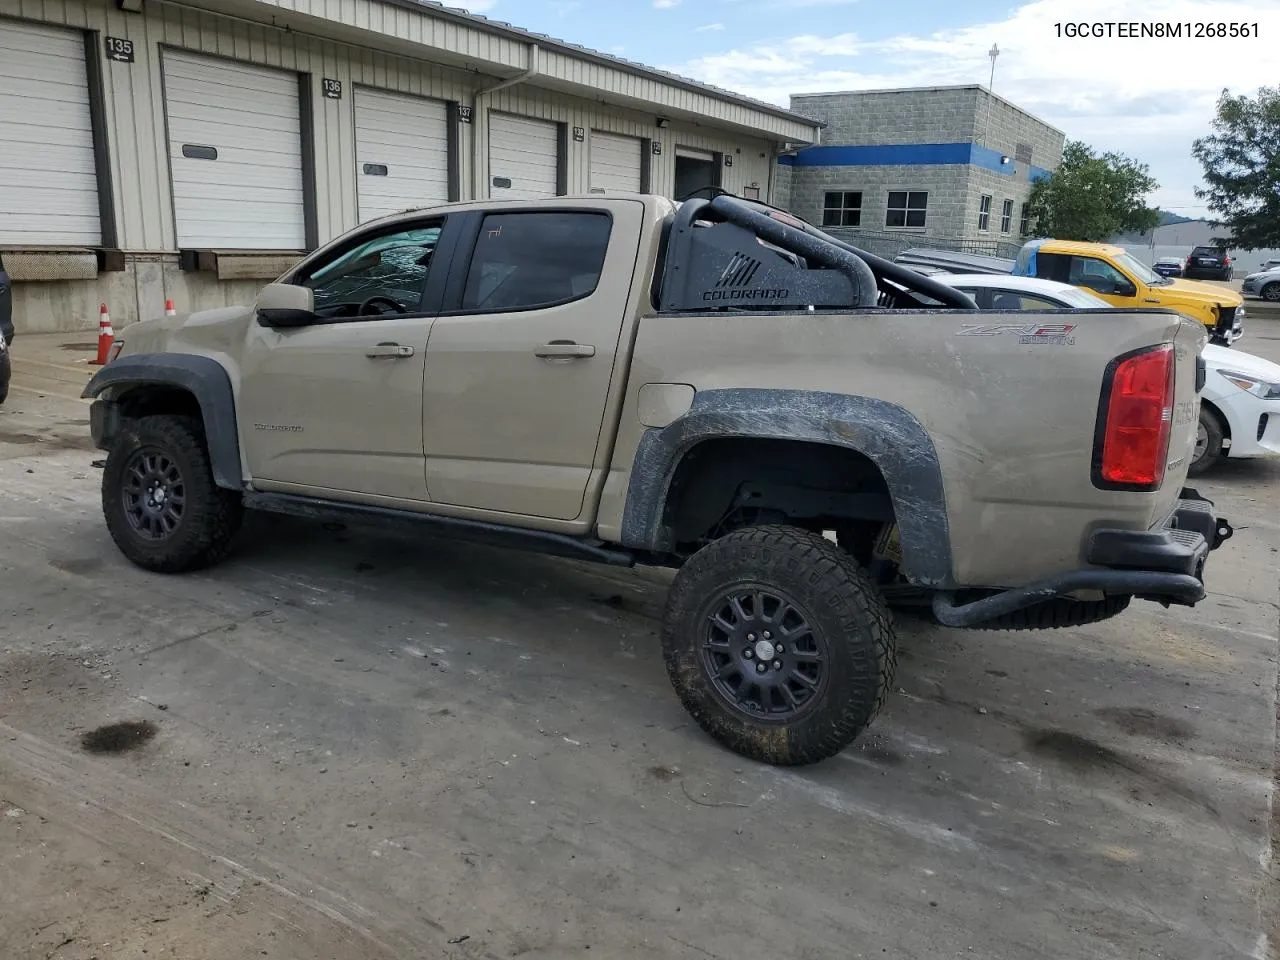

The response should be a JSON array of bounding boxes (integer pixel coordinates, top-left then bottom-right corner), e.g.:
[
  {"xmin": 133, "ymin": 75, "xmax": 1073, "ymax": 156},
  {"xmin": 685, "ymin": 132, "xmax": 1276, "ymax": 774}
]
[{"xmin": 218, "ymin": 510, "xmax": 1224, "ymax": 821}]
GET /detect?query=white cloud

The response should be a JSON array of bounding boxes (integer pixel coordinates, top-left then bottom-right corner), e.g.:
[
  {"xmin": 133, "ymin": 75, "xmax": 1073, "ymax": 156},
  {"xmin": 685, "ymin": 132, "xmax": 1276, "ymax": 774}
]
[
  {"xmin": 696, "ymin": 22, "xmax": 726, "ymax": 31},
  {"xmin": 667, "ymin": 0, "xmax": 1280, "ymax": 210},
  {"xmin": 653, "ymin": 0, "xmax": 681, "ymax": 7}
]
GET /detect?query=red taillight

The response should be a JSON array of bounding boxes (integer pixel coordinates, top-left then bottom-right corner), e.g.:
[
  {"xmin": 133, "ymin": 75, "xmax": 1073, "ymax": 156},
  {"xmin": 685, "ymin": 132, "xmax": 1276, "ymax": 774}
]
[{"xmin": 1093, "ymin": 343, "xmax": 1175, "ymax": 490}]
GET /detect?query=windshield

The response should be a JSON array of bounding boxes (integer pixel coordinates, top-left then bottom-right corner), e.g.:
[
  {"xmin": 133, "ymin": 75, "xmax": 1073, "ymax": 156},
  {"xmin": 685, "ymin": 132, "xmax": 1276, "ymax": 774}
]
[{"xmin": 1113, "ymin": 251, "xmax": 1169, "ymax": 286}]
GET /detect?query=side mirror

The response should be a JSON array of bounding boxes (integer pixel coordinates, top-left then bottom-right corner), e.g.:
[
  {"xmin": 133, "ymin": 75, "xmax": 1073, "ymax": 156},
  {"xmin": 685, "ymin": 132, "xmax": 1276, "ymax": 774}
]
[
  {"xmin": 256, "ymin": 283, "xmax": 316, "ymax": 328},
  {"xmin": 1116, "ymin": 280, "xmax": 1136, "ymax": 298}
]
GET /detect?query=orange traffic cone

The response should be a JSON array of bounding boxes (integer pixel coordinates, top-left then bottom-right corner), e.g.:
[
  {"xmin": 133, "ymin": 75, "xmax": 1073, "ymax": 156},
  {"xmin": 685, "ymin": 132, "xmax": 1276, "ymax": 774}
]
[
  {"xmin": 91, "ymin": 303, "xmax": 114, "ymax": 365},
  {"xmin": 164, "ymin": 298, "xmax": 176, "ymax": 317}
]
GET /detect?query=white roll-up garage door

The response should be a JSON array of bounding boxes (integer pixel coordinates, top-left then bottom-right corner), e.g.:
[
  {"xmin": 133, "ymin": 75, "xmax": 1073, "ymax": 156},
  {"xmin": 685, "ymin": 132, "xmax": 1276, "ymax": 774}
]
[
  {"xmin": 589, "ymin": 131, "xmax": 642, "ymax": 193},
  {"xmin": 163, "ymin": 51, "xmax": 305, "ymax": 249},
  {"xmin": 354, "ymin": 87, "xmax": 450, "ymax": 222},
  {"xmin": 0, "ymin": 20, "xmax": 100, "ymax": 245},
  {"xmin": 488, "ymin": 113, "xmax": 558, "ymax": 200}
]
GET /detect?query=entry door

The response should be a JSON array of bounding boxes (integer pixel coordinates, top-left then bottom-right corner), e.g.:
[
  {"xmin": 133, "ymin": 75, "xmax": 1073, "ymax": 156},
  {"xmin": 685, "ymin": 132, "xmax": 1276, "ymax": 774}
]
[
  {"xmin": 239, "ymin": 217, "xmax": 452, "ymax": 501},
  {"xmin": 422, "ymin": 201, "xmax": 642, "ymax": 521}
]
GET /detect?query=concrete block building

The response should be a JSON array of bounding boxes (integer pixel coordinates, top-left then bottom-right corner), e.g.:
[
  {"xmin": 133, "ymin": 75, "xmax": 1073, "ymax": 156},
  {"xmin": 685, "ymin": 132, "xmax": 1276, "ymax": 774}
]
[
  {"xmin": 0, "ymin": 0, "xmax": 820, "ymax": 333},
  {"xmin": 775, "ymin": 85, "xmax": 1065, "ymax": 257}
]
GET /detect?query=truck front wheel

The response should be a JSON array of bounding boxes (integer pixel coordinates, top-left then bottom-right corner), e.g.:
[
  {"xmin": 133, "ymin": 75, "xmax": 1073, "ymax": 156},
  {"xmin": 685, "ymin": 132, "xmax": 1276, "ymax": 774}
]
[
  {"xmin": 661, "ymin": 525, "xmax": 897, "ymax": 766},
  {"xmin": 103, "ymin": 414, "xmax": 243, "ymax": 573}
]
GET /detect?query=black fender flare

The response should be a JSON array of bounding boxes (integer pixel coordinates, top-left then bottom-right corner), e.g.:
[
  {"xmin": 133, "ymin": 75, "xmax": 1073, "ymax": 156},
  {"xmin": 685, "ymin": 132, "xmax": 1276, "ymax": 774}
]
[
  {"xmin": 619, "ymin": 388, "xmax": 954, "ymax": 587},
  {"xmin": 82, "ymin": 353, "xmax": 242, "ymax": 490}
]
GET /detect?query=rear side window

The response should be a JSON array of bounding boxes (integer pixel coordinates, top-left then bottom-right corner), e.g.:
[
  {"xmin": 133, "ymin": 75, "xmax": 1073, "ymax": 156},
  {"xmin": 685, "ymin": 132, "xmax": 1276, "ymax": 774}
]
[
  {"xmin": 461, "ymin": 212, "xmax": 612, "ymax": 312},
  {"xmin": 1034, "ymin": 252, "xmax": 1073, "ymax": 284}
]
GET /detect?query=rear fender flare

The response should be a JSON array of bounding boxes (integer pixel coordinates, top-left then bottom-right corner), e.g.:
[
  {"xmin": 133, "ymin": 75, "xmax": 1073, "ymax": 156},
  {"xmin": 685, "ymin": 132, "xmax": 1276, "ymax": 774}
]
[
  {"xmin": 619, "ymin": 388, "xmax": 954, "ymax": 586},
  {"xmin": 83, "ymin": 353, "xmax": 242, "ymax": 490}
]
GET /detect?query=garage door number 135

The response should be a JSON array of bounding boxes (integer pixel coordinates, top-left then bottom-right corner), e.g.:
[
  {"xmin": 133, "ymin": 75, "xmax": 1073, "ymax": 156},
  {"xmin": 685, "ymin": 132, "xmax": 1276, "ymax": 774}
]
[{"xmin": 104, "ymin": 36, "xmax": 135, "ymax": 63}]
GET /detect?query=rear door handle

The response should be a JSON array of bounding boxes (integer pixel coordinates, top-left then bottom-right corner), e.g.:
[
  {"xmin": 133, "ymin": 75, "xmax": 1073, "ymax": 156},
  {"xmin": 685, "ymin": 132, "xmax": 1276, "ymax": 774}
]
[
  {"xmin": 366, "ymin": 342, "xmax": 414, "ymax": 359},
  {"xmin": 534, "ymin": 341, "xmax": 595, "ymax": 359}
]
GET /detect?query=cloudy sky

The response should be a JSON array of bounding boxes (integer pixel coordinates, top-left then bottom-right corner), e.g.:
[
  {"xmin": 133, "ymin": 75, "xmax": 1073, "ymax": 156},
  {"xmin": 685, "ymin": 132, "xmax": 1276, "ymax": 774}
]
[{"xmin": 448, "ymin": 0, "xmax": 1280, "ymax": 214}]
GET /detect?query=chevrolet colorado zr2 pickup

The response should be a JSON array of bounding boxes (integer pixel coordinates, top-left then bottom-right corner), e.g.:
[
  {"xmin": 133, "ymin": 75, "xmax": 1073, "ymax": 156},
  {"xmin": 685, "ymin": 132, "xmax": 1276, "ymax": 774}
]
[{"xmin": 83, "ymin": 194, "xmax": 1232, "ymax": 766}]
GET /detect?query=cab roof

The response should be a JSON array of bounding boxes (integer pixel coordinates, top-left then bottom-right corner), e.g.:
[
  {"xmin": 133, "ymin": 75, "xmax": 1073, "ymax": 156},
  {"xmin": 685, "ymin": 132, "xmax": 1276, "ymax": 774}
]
[{"xmin": 1035, "ymin": 239, "xmax": 1128, "ymax": 257}]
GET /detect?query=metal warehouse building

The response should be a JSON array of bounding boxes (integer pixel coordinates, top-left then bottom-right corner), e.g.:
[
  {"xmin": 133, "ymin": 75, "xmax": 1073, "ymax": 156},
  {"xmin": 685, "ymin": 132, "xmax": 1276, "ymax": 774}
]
[
  {"xmin": 0, "ymin": 0, "xmax": 821, "ymax": 333},
  {"xmin": 774, "ymin": 86, "xmax": 1064, "ymax": 259}
]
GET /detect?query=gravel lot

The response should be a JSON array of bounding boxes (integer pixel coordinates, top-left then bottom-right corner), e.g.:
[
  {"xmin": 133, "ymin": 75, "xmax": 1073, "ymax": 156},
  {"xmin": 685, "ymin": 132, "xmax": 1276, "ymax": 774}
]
[{"xmin": 2, "ymin": 323, "xmax": 1278, "ymax": 960}]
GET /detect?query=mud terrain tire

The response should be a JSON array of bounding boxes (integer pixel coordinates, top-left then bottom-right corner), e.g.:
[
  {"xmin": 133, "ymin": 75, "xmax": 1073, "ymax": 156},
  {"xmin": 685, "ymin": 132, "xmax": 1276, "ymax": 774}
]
[
  {"xmin": 103, "ymin": 414, "xmax": 242, "ymax": 573},
  {"xmin": 662, "ymin": 525, "xmax": 897, "ymax": 766}
]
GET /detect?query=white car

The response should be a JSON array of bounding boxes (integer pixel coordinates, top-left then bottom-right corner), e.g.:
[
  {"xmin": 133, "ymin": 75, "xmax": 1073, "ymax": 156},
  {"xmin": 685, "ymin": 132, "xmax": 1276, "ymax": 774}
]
[{"xmin": 932, "ymin": 273, "xmax": 1280, "ymax": 474}]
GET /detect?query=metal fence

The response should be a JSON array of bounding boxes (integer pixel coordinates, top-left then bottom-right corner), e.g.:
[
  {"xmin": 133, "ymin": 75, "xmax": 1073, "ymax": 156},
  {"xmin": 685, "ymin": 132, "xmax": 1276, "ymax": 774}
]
[{"xmin": 820, "ymin": 227, "xmax": 1024, "ymax": 261}]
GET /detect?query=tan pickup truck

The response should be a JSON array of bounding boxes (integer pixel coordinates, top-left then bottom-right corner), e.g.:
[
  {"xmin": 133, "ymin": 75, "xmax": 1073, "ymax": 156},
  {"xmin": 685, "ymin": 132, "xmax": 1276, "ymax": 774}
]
[{"xmin": 84, "ymin": 194, "xmax": 1232, "ymax": 766}]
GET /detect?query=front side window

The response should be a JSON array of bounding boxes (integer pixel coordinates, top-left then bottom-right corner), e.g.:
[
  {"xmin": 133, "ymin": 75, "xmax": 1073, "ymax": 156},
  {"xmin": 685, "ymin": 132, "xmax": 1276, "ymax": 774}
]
[
  {"xmin": 1000, "ymin": 199, "xmax": 1014, "ymax": 233},
  {"xmin": 886, "ymin": 191, "xmax": 927, "ymax": 228},
  {"xmin": 303, "ymin": 223, "xmax": 443, "ymax": 317},
  {"xmin": 822, "ymin": 191, "xmax": 862, "ymax": 227},
  {"xmin": 461, "ymin": 211, "xmax": 611, "ymax": 312},
  {"xmin": 1068, "ymin": 256, "xmax": 1131, "ymax": 295},
  {"xmin": 978, "ymin": 195, "xmax": 992, "ymax": 231}
]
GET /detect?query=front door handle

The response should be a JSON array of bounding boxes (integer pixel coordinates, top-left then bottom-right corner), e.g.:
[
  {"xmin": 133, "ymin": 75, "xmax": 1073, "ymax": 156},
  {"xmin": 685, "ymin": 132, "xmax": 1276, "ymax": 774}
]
[
  {"xmin": 1143, "ymin": 297, "xmax": 1161, "ymax": 303},
  {"xmin": 534, "ymin": 341, "xmax": 595, "ymax": 359},
  {"xmin": 366, "ymin": 342, "xmax": 414, "ymax": 359}
]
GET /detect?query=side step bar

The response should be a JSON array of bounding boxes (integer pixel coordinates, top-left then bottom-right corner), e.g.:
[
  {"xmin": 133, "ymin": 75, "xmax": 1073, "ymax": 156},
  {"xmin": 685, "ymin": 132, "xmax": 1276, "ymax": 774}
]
[{"xmin": 243, "ymin": 492, "xmax": 636, "ymax": 568}]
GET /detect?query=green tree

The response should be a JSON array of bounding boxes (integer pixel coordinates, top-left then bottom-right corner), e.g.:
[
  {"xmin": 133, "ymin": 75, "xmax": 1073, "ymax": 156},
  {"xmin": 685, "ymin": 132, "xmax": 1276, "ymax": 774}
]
[
  {"xmin": 1192, "ymin": 86, "xmax": 1280, "ymax": 250},
  {"xmin": 1026, "ymin": 141, "xmax": 1160, "ymax": 242}
]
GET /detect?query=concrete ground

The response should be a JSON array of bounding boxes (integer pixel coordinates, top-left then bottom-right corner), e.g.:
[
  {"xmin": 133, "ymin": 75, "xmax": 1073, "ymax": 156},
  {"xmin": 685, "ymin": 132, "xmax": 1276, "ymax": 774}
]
[{"xmin": 1, "ymin": 323, "xmax": 1278, "ymax": 960}]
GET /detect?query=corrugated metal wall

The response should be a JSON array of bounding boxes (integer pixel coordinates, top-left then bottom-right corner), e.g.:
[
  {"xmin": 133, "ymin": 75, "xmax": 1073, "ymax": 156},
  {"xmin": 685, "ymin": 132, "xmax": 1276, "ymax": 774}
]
[{"xmin": 0, "ymin": 0, "xmax": 783, "ymax": 257}]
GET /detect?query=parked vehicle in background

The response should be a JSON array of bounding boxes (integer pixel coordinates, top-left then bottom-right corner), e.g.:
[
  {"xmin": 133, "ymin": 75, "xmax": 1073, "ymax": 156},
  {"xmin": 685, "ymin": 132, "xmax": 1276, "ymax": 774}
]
[
  {"xmin": 924, "ymin": 272, "xmax": 1280, "ymax": 477},
  {"xmin": 81, "ymin": 192, "xmax": 1232, "ymax": 766},
  {"xmin": 0, "ymin": 329, "xmax": 9, "ymax": 405},
  {"xmin": 1194, "ymin": 346, "xmax": 1280, "ymax": 474},
  {"xmin": 1258, "ymin": 258, "xmax": 1280, "ymax": 273},
  {"xmin": 895, "ymin": 240, "xmax": 1246, "ymax": 345},
  {"xmin": 1241, "ymin": 267, "xmax": 1280, "ymax": 303},
  {"xmin": 924, "ymin": 272, "xmax": 1112, "ymax": 309},
  {"xmin": 1184, "ymin": 245, "xmax": 1232, "ymax": 281},
  {"xmin": 0, "ymin": 252, "xmax": 12, "ymax": 345},
  {"xmin": 1153, "ymin": 257, "xmax": 1184, "ymax": 278}
]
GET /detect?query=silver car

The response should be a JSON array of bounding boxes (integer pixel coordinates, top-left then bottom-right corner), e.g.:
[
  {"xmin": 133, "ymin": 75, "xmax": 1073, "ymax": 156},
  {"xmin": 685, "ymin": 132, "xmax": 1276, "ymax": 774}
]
[{"xmin": 1241, "ymin": 268, "xmax": 1280, "ymax": 302}]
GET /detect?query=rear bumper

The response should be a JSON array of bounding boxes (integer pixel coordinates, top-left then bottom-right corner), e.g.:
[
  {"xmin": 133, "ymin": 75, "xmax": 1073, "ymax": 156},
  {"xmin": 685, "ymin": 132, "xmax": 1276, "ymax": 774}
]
[{"xmin": 933, "ymin": 489, "xmax": 1231, "ymax": 627}]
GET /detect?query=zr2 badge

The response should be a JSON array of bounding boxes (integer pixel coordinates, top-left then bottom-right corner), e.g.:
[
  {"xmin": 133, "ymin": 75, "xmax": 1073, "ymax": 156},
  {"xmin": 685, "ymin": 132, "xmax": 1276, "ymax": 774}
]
[{"xmin": 957, "ymin": 322, "xmax": 1077, "ymax": 345}]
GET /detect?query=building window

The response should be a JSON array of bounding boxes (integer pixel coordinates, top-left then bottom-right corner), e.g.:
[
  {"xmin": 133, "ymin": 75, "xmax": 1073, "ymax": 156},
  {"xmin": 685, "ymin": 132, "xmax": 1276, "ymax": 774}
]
[
  {"xmin": 886, "ymin": 191, "xmax": 927, "ymax": 228},
  {"xmin": 1020, "ymin": 202, "xmax": 1031, "ymax": 236},
  {"xmin": 822, "ymin": 191, "xmax": 862, "ymax": 227},
  {"xmin": 1015, "ymin": 142, "xmax": 1033, "ymax": 165},
  {"xmin": 1000, "ymin": 199, "xmax": 1014, "ymax": 233},
  {"xmin": 978, "ymin": 195, "xmax": 992, "ymax": 231}
]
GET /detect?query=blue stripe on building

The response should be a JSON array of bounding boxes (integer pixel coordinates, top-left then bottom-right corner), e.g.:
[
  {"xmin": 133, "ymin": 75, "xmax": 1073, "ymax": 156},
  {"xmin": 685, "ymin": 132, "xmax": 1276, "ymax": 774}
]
[{"xmin": 779, "ymin": 142, "xmax": 1053, "ymax": 181}]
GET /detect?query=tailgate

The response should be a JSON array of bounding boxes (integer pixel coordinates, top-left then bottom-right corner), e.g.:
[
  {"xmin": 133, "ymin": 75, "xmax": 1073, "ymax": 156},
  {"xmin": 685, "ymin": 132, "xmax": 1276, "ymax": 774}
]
[{"xmin": 1159, "ymin": 317, "xmax": 1211, "ymax": 511}]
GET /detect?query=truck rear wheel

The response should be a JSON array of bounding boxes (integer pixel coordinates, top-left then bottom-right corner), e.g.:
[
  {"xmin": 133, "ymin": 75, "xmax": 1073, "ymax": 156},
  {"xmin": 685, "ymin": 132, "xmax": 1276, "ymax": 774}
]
[
  {"xmin": 102, "ymin": 414, "xmax": 243, "ymax": 573},
  {"xmin": 661, "ymin": 525, "xmax": 897, "ymax": 766}
]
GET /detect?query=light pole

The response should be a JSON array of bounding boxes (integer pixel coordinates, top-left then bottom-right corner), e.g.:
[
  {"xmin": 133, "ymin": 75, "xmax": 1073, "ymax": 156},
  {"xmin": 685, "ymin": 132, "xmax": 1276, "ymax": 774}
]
[{"xmin": 985, "ymin": 43, "xmax": 1000, "ymax": 146}]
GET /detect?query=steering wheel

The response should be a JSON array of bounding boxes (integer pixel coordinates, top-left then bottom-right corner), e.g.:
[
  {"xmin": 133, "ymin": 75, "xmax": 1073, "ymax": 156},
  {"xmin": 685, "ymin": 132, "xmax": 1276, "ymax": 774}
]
[{"xmin": 358, "ymin": 295, "xmax": 406, "ymax": 316}]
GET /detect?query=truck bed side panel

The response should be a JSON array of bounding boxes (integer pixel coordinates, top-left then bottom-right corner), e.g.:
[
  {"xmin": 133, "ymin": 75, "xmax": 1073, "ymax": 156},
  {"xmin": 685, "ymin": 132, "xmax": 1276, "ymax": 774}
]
[{"xmin": 601, "ymin": 308, "xmax": 1206, "ymax": 588}]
